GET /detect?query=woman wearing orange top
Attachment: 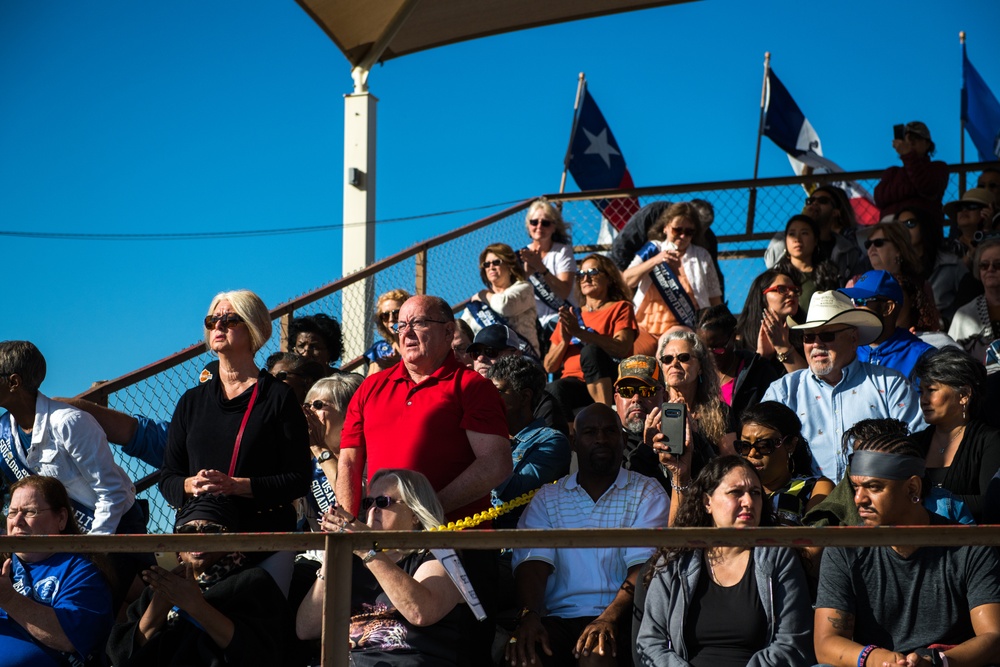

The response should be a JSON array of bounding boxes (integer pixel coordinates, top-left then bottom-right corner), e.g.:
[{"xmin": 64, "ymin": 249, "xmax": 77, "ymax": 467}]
[
  {"xmin": 545, "ymin": 254, "xmax": 636, "ymax": 421},
  {"xmin": 623, "ymin": 202, "xmax": 722, "ymax": 356}
]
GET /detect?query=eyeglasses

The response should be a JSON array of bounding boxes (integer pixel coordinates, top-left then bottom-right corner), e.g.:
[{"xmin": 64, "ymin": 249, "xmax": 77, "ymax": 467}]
[
  {"xmin": 980, "ymin": 260, "xmax": 1000, "ymax": 273},
  {"xmin": 762, "ymin": 284, "xmax": 802, "ymax": 297},
  {"xmin": 468, "ymin": 345, "xmax": 501, "ymax": 359},
  {"xmin": 176, "ymin": 523, "xmax": 228, "ymax": 534},
  {"xmin": 670, "ymin": 227, "xmax": 696, "ymax": 237},
  {"xmin": 304, "ymin": 400, "xmax": 330, "ymax": 410},
  {"xmin": 801, "ymin": 327, "xmax": 851, "ymax": 344},
  {"xmin": 482, "ymin": 259, "xmax": 505, "ymax": 269},
  {"xmin": 392, "ymin": 319, "xmax": 449, "ymax": 334},
  {"xmin": 958, "ymin": 203, "xmax": 986, "ymax": 212},
  {"xmin": 361, "ymin": 495, "xmax": 405, "ymax": 513},
  {"xmin": 805, "ymin": 195, "xmax": 834, "ymax": 206},
  {"xmin": 204, "ymin": 313, "xmax": 244, "ymax": 330},
  {"xmin": 659, "ymin": 353, "xmax": 693, "ymax": 366},
  {"xmin": 898, "ymin": 218, "xmax": 919, "ymax": 229},
  {"xmin": 851, "ymin": 296, "xmax": 888, "ymax": 308},
  {"xmin": 528, "ymin": 218, "xmax": 553, "ymax": 228},
  {"xmin": 864, "ymin": 238, "xmax": 892, "ymax": 250},
  {"xmin": 577, "ymin": 268, "xmax": 604, "ymax": 281},
  {"xmin": 615, "ymin": 384, "xmax": 659, "ymax": 399},
  {"xmin": 709, "ymin": 335, "xmax": 734, "ymax": 356},
  {"xmin": 734, "ymin": 437, "xmax": 785, "ymax": 456},
  {"xmin": 273, "ymin": 370, "xmax": 305, "ymax": 382},
  {"xmin": 378, "ymin": 309, "xmax": 401, "ymax": 323},
  {"xmin": 7, "ymin": 507, "xmax": 53, "ymax": 519}
]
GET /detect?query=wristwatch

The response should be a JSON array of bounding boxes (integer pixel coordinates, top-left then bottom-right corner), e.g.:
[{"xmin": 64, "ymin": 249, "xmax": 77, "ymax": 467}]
[
  {"xmin": 515, "ymin": 607, "xmax": 539, "ymax": 623},
  {"xmin": 317, "ymin": 450, "xmax": 333, "ymax": 463},
  {"xmin": 775, "ymin": 350, "xmax": 792, "ymax": 363}
]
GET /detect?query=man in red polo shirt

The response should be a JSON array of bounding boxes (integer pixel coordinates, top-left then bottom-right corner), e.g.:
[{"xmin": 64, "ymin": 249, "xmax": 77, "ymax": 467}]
[{"xmin": 336, "ymin": 294, "xmax": 511, "ymax": 523}]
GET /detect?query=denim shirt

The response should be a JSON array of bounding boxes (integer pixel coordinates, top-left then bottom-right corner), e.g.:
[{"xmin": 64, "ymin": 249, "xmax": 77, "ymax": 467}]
[
  {"xmin": 492, "ymin": 419, "xmax": 570, "ymax": 529},
  {"xmin": 762, "ymin": 358, "xmax": 925, "ymax": 483}
]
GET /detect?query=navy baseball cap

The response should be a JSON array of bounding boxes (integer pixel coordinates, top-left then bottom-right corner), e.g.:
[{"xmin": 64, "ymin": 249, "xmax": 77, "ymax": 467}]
[{"xmin": 839, "ymin": 270, "xmax": 903, "ymax": 304}]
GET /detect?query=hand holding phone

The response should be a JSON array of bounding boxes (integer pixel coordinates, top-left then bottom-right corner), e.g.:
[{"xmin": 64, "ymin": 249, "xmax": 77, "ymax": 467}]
[{"xmin": 660, "ymin": 402, "xmax": 687, "ymax": 455}]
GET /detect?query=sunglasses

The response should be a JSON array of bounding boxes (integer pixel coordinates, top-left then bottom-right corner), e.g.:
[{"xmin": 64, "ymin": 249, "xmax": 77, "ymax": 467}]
[
  {"xmin": 980, "ymin": 260, "xmax": 1000, "ymax": 273},
  {"xmin": 468, "ymin": 345, "xmax": 502, "ymax": 359},
  {"xmin": 959, "ymin": 203, "xmax": 986, "ymax": 212},
  {"xmin": 273, "ymin": 370, "xmax": 304, "ymax": 382},
  {"xmin": 577, "ymin": 268, "xmax": 604, "ymax": 280},
  {"xmin": 805, "ymin": 195, "xmax": 834, "ymax": 206},
  {"xmin": 709, "ymin": 335, "xmax": 734, "ymax": 356},
  {"xmin": 762, "ymin": 284, "xmax": 802, "ymax": 297},
  {"xmin": 528, "ymin": 218, "xmax": 553, "ymax": 227},
  {"xmin": 361, "ymin": 495, "xmax": 405, "ymax": 513},
  {"xmin": 204, "ymin": 313, "xmax": 244, "ymax": 330},
  {"xmin": 482, "ymin": 259, "xmax": 505, "ymax": 269},
  {"xmin": 615, "ymin": 384, "xmax": 658, "ymax": 399},
  {"xmin": 659, "ymin": 353, "xmax": 692, "ymax": 365},
  {"xmin": 670, "ymin": 227, "xmax": 696, "ymax": 237},
  {"xmin": 304, "ymin": 400, "xmax": 330, "ymax": 410},
  {"xmin": 851, "ymin": 296, "xmax": 887, "ymax": 308},
  {"xmin": 734, "ymin": 437, "xmax": 785, "ymax": 456},
  {"xmin": 864, "ymin": 238, "xmax": 891, "ymax": 250},
  {"xmin": 378, "ymin": 308, "xmax": 401, "ymax": 323},
  {"xmin": 801, "ymin": 327, "xmax": 850, "ymax": 344},
  {"xmin": 176, "ymin": 523, "xmax": 228, "ymax": 535}
]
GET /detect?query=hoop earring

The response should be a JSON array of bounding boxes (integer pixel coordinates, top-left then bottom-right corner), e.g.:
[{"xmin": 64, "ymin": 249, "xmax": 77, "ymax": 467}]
[
  {"xmin": 788, "ymin": 453, "xmax": 796, "ymax": 475},
  {"xmin": 911, "ymin": 495, "xmax": 920, "ymax": 504}
]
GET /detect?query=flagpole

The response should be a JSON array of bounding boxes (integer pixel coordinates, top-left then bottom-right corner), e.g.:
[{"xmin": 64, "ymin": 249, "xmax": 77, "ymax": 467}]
[
  {"xmin": 959, "ymin": 31, "xmax": 967, "ymax": 195},
  {"xmin": 560, "ymin": 72, "xmax": 587, "ymax": 195},
  {"xmin": 746, "ymin": 52, "xmax": 770, "ymax": 235}
]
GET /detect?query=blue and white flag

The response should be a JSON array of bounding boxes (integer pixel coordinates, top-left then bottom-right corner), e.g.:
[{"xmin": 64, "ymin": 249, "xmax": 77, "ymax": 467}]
[{"xmin": 962, "ymin": 42, "xmax": 1000, "ymax": 161}]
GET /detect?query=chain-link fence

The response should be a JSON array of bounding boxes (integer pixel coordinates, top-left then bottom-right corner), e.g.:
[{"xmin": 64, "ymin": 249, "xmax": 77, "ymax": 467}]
[{"xmin": 80, "ymin": 163, "xmax": 993, "ymax": 534}]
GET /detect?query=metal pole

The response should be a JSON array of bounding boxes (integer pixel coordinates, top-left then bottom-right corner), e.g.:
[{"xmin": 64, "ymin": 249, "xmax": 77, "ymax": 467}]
[
  {"xmin": 559, "ymin": 73, "xmax": 587, "ymax": 194},
  {"xmin": 746, "ymin": 52, "xmax": 771, "ymax": 235},
  {"xmin": 959, "ymin": 31, "xmax": 967, "ymax": 195}
]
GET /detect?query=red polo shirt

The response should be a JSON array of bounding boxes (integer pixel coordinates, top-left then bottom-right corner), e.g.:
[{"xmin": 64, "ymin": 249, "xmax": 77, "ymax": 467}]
[{"xmin": 340, "ymin": 352, "xmax": 508, "ymax": 521}]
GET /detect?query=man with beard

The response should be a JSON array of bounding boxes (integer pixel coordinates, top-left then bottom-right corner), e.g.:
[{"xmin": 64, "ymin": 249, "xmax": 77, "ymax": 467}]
[
  {"xmin": 612, "ymin": 355, "xmax": 669, "ymax": 491},
  {"xmin": 814, "ymin": 420, "xmax": 1000, "ymax": 667},
  {"xmin": 762, "ymin": 291, "xmax": 924, "ymax": 483},
  {"xmin": 506, "ymin": 404, "xmax": 669, "ymax": 667}
]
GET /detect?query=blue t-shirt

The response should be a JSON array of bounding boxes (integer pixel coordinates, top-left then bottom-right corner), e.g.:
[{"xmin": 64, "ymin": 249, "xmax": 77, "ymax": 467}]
[{"xmin": 0, "ymin": 553, "xmax": 113, "ymax": 666}]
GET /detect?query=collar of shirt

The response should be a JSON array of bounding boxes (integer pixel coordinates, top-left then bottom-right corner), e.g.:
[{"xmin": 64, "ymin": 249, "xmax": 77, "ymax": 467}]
[
  {"xmin": 389, "ymin": 350, "xmax": 461, "ymax": 386},
  {"xmin": 564, "ymin": 467, "xmax": 630, "ymax": 494},
  {"xmin": 808, "ymin": 355, "xmax": 863, "ymax": 387}
]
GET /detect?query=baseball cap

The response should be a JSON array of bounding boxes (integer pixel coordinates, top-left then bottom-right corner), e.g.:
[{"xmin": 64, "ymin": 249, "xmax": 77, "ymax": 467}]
[
  {"xmin": 839, "ymin": 270, "xmax": 904, "ymax": 305},
  {"xmin": 467, "ymin": 324, "xmax": 519, "ymax": 357},
  {"xmin": 615, "ymin": 355, "xmax": 664, "ymax": 388},
  {"xmin": 904, "ymin": 121, "xmax": 932, "ymax": 141}
]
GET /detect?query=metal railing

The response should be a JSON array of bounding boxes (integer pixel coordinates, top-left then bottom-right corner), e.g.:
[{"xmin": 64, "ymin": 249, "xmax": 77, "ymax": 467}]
[
  {"xmin": 72, "ymin": 161, "xmax": 998, "ymax": 532},
  {"xmin": 5, "ymin": 525, "xmax": 1000, "ymax": 667}
]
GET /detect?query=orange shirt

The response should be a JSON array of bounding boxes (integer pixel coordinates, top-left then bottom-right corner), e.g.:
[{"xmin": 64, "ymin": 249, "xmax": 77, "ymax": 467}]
[{"xmin": 550, "ymin": 301, "xmax": 637, "ymax": 380}]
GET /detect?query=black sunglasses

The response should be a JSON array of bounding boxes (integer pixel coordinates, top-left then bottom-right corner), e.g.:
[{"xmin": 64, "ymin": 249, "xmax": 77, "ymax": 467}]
[
  {"xmin": 615, "ymin": 385, "xmax": 658, "ymax": 399},
  {"xmin": 274, "ymin": 370, "xmax": 305, "ymax": 382},
  {"xmin": 378, "ymin": 308, "xmax": 401, "ymax": 323},
  {"xmin": 670, "ymin": 227, "xmax": 696, "ymax": 237},
  {"xmin": 659, "ymin": 353, "xmax": 692, "ymax": 365},
  {"xmin": 979, "ymin": 260, "xmax": 1000, "ymax": 273},
  {"xmin": 959, "ymin": 203, "xmax": 986, "ymax": 212},
  {"xmin": 577, "ymin": 268, "xmax": 605, "ymax": 280},
  {"xmin": 805, "ymin": 195, "xmax": 834, "ymax": 206},
  {"xmin": 735, "ymin": 437, "xmax": 785, "ymax": 456},
  {"xmin": 304, "ymin": 400, "xmax": 329, "ymax": 410},
  {"xmin": 864, "ymin": 238, "xmax": 891, "ymax": 250},
  {"xmin": 467, "ymin": 345, "xmax": 502, "ymax": 359},
  {"xmin": 801, "ymin": 328, "xmax": 850, "ymax": 344},
  {"xmin": 176, "ymin": 523, "xmax": 228, "ymax": 535},
  {"xmin": 361, "ymin": 495, "xmax": 404, "ymax": 513},
  {"xmin": 482, "ymin": 259, "xmax": 505, "ymax": 269},
  {"xmin": 204, "ymin": 313, "xmax": 244, "ymax": 330},
  {"xmin": 528, "ymin": 218, "xmax": 553, "ymax": 227}
]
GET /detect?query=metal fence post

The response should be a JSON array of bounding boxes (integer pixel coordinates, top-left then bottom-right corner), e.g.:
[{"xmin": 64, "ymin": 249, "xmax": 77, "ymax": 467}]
[{"xmin": 321, "ymin": 534, "xmax": 353, "ymax": 667}]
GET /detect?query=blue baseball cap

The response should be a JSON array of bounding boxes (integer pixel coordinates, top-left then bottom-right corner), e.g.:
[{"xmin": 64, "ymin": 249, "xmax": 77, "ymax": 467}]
[{"xmin": 838, "ymin": 270, "xmax": 903, "ymax": 304}]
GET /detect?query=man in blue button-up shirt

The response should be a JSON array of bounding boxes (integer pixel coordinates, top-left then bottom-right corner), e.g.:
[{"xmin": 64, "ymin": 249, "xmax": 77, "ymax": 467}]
[{"xmin": 762, "ymin": 291, "xmax": 925, "ymax": 482}]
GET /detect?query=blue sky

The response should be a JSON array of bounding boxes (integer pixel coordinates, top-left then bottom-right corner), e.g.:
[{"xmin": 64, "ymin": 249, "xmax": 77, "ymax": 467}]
[{"xmin": 2, "ymin": 0, "xmax": 998, "ymax": 398}]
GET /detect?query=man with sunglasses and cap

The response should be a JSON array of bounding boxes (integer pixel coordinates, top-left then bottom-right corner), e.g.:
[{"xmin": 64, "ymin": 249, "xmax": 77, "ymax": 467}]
[
  {"xmin": 874, "ymin": 120, "xmax": 949, "ymax": 224},
  {"xmin": 944, "ymin": 187, "xmax": 998, "ymax": 267},
  {"xmin": 761, "ymin": 291, "xmax": 925, "ymax": 483},
  {"xmin": 840, "ymin": 270, "xmax": 936, "ymax": 382}
]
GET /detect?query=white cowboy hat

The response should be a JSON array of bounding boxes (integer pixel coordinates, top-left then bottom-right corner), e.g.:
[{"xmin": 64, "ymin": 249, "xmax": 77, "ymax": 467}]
[{"xmin": 789, "ymin": 290, "xmax": 884, "ymax": 346}]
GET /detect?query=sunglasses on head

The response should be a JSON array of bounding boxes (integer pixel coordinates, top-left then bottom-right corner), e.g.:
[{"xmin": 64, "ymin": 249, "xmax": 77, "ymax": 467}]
[
  {"xmin": 659, "ymin": 353, "xmax": 692, "ymax": 365},
  {"xmin": 864, "ymin": 238, "xmax": 891, "ymax": 250},
  {"xmin": 176, "ymin": 523, "xmax": 228, "ymax": 535},
  {"xmin": 361, "ymin": 495, "xmax": 404, "ymax": 513},
  {"xmin": 615, "ymin": 384, "xmax": 658, "ymax": 399},
  {"xmin": 762, "ymin": 284, "xmax": 802, "ymax": 297},
  {"xmin": 378, "ymin": 308, "xmax": 401, "ymax": 323},
  {"xmin": 805, "ymin": 195, "xmax": 834, "ymax": 206},
  {"xmin": 204, "ymin": 313, "xmax": 244, "ymax": 330},
  {"xmin": 801, "ymin": 327, "xmax": 850, "ymax": 344},
  {"xmin": 734, "ymin": 437, "xmax": 785, "ymax": 456},
  {"xmin": 670, "ymin": 227, "xmax": 696, "ymax": 237},
  {"xmin": 577, "ymin": 268, "xmax": 604, "ymax": 280},
  {"xmin": 528, "ymin": 218, "xmax": 553, "ymax": 227},
  {"xmin": 482, "ymin": 259, "xmax": 505, "ymax": 269}
]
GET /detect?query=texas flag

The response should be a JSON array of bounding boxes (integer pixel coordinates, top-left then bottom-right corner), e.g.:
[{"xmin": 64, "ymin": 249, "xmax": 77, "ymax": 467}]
[
  {"xmin": 962, "ymin": 42, "xmax": 1000, "ymax": 161},
  {"xmin": 763, "ymin": 68, "xmax": 879, "ymax": 225},
  {"xmin": 566, "ymin": 85, "xmax": 640, "ymax": 231}
]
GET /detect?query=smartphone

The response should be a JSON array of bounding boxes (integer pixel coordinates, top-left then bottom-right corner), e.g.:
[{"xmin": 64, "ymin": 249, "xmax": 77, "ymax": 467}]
[
  {"xmin": 660, "ymin": 402, "xmax": 686, "ymax": 456},
  {"xmin": 893, "ymin": 124, "xmax": 905, "ymax": 141}
]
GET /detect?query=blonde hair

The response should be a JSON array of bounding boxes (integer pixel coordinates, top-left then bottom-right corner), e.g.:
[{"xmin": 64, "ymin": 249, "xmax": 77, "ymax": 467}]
[
  {"xmin": 374, "ymin": 289, "xmax": 412, "ymax": 341},
  {"xmin": 204, "ymin": 290, "xmax": 272, "ymax": 353},
  {"xmin": 525, "ymin": 197, "xmax": 572, "ymax": 244},
  {"xmin": 369, "ymin": 469, "xmax": 446, "ymax": 531}
]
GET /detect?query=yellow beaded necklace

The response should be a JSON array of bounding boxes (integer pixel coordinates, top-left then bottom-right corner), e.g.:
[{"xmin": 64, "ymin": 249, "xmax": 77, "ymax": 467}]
[{"xmin": 430, "ymin": 485, "xmax": 547, "ymax": 531}]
